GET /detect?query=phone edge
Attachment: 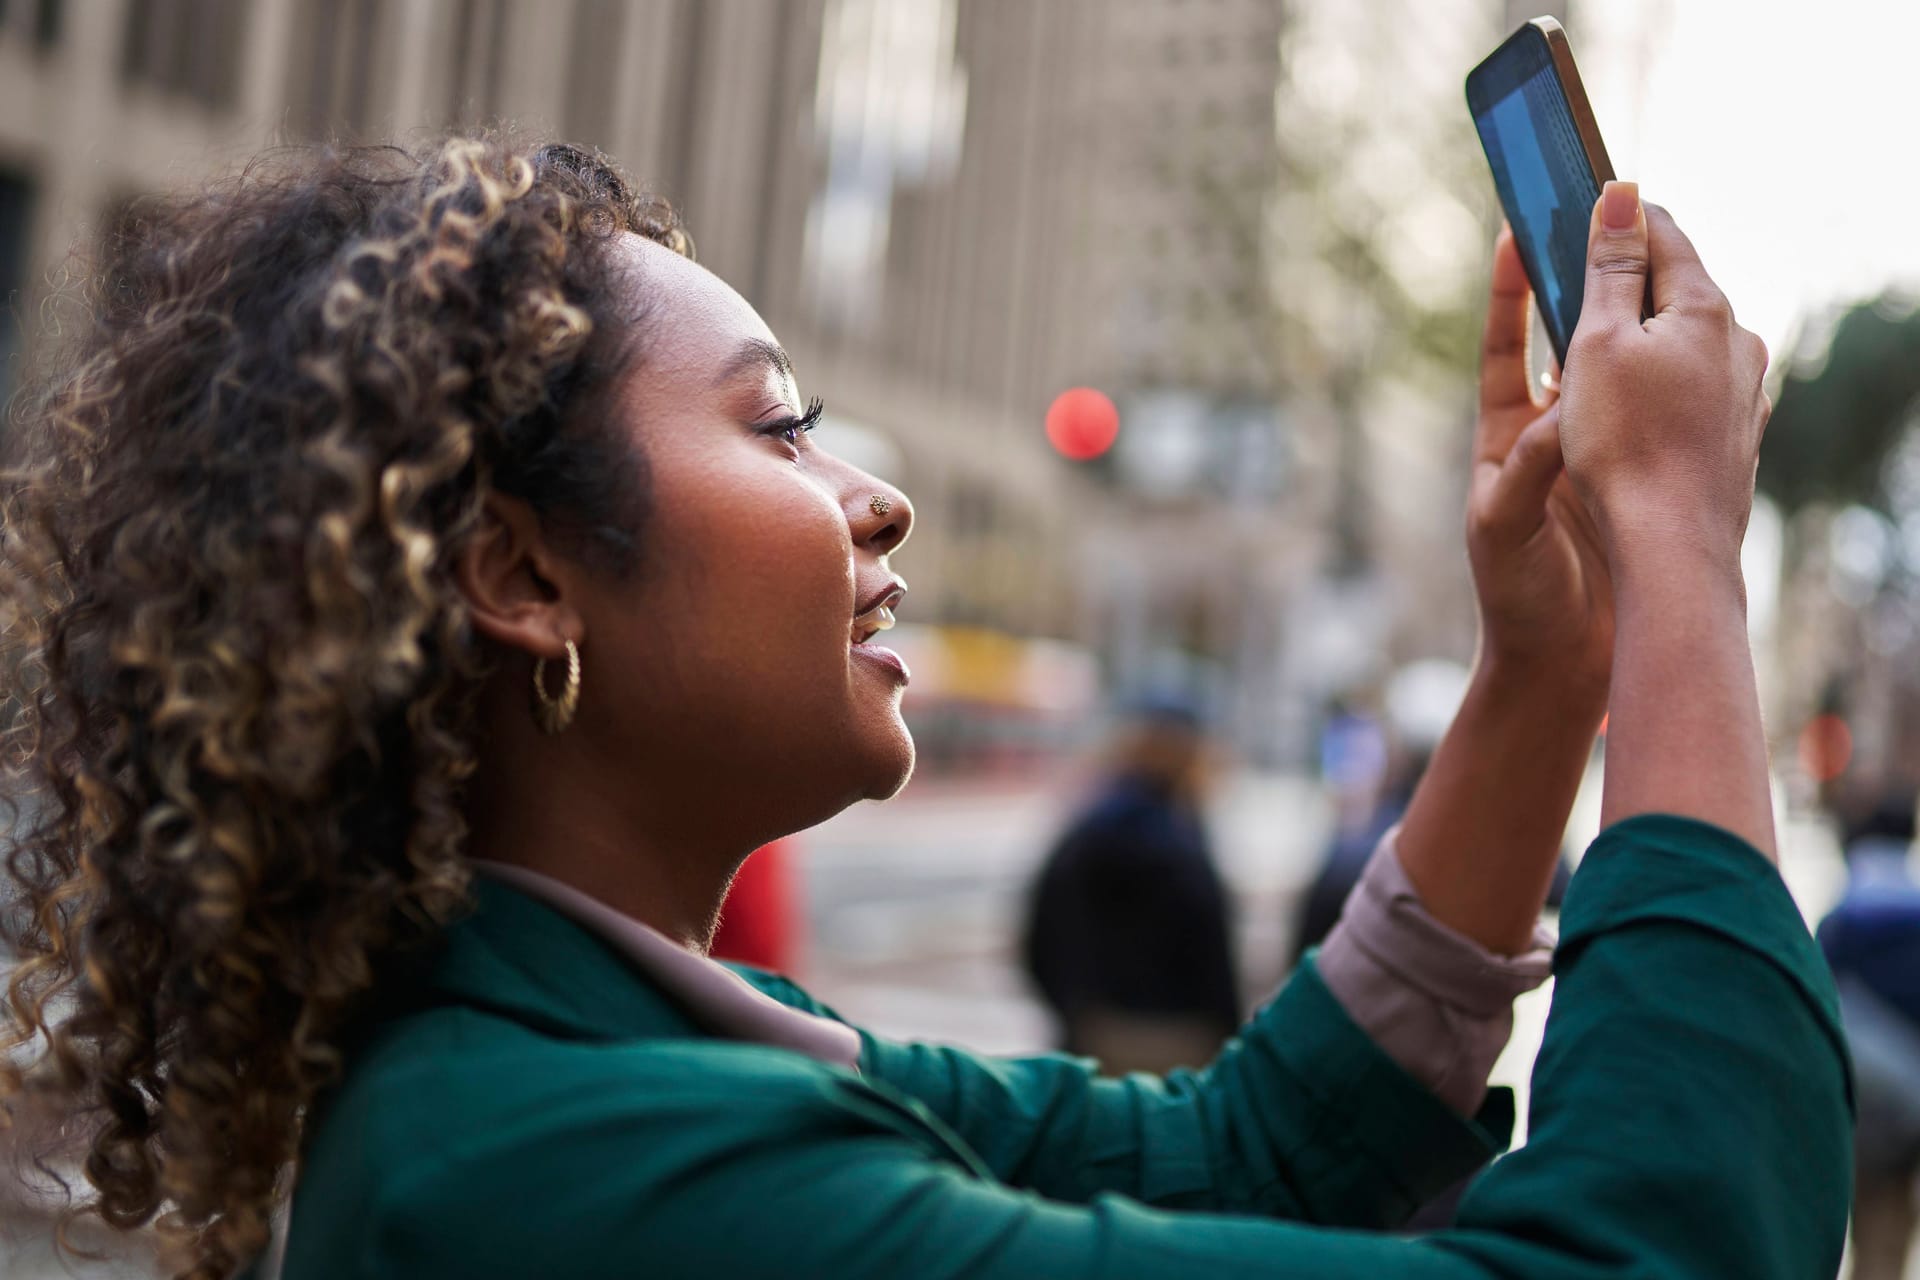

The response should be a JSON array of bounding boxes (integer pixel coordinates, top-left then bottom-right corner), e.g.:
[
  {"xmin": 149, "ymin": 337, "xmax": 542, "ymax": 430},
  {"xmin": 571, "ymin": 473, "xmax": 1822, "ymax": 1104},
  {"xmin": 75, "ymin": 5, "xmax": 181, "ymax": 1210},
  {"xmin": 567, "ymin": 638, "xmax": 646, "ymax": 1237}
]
[{"xmin": 1531, "ymin": 17, "xmax": 1616, "ymax": 185}]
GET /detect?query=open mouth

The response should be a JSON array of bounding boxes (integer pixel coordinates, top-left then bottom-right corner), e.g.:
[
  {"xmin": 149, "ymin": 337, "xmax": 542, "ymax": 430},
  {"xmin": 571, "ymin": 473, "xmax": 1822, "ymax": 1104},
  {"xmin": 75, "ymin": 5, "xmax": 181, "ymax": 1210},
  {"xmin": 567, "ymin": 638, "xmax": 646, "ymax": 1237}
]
[
  {"xmin": 851, "ymin": 601, "xmax": 899, "ymax": 646},
  {"xmin": 848, "ymin": 606, "xmax": 890, "ymax": 644},
  {"xmin": 849, "ymin": 582, "xmax": 911, "ymax": 684},
  {"xmin": 850, "ymin": 581, "xmax": 907, "ymax": 646}
]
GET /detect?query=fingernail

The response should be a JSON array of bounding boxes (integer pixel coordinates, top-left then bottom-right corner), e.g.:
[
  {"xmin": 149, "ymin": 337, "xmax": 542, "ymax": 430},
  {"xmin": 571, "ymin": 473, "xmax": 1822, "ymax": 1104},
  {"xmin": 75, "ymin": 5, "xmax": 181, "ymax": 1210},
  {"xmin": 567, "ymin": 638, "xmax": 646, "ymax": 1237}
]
[{"xmin": 1601, "ymin": 181, "xmax": 1639, "ymax": 231}]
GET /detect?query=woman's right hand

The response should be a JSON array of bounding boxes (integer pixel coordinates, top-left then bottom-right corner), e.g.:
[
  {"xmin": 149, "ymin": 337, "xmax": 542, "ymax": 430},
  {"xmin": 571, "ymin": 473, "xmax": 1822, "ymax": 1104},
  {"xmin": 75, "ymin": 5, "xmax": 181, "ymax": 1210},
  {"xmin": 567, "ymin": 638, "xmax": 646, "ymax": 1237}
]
[
  {"xmin": 1555, "ymin": 182, "xmax": 1772, "ymax": 575},
  {"xmin": 1559, "ymin": 181, "xmax": 1779, "ymax": 858}
]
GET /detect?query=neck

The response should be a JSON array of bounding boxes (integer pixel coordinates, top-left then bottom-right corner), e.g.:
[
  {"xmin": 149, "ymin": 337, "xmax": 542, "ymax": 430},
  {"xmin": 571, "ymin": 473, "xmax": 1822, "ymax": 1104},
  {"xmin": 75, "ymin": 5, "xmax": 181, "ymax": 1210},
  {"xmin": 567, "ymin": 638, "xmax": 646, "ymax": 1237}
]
[
  {"xmin": 465, "ymin": 813, "xmax": 737, "ymax": 954},
  {"xmin": 463, "ymin": 715, "xmax": 757, "ymax": 956}
]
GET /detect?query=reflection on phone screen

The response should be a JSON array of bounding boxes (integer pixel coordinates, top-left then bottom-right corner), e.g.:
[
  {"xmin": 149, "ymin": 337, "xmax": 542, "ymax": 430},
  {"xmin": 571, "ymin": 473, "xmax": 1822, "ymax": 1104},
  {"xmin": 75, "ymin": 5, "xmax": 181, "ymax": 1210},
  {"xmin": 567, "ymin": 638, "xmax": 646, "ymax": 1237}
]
[{"xmin": 1472, "ymin": 64, "xmax": 1601, "ymax": 358}]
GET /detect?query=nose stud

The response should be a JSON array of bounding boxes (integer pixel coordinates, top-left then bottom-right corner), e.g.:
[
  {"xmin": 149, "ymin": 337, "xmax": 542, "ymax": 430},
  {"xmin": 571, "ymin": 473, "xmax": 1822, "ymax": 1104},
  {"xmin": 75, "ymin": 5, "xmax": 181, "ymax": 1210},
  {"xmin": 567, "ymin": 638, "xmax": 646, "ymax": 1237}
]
[{"xmin": 869, "ymin": 494, "xmax": 893, "ymax": 517}]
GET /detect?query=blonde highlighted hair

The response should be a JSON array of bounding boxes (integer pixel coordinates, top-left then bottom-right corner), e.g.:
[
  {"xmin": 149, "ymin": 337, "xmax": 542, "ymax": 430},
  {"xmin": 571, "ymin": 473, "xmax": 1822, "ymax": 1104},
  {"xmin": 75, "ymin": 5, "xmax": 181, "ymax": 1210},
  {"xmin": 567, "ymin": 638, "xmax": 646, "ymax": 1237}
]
[{"xmin": 0, "ymin": 135, "xmax": 687, "ymax": 1278}]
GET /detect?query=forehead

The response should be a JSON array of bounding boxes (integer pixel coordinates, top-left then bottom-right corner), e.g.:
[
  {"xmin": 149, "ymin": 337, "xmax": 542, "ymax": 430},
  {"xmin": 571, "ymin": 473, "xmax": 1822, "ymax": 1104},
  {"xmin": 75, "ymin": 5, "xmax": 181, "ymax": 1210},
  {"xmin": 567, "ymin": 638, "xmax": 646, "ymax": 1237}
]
[{"xmin": 614, "ymin": 233, "xmax": 782, "ymax": 386}]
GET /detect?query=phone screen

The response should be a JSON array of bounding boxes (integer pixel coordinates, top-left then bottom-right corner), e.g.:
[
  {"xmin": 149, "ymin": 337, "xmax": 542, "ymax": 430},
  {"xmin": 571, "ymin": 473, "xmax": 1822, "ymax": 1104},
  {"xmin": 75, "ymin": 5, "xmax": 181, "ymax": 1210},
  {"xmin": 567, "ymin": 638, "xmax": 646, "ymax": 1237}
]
[{"xmin": 1467, "ymin": 29, "xmax": 1602, "ymax": 362}]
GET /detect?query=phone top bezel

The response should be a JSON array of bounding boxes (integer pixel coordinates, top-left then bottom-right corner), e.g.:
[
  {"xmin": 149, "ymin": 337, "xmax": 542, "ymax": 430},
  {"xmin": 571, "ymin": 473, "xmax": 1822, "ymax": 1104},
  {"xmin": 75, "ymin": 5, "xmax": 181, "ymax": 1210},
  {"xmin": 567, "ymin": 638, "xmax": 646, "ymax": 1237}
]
[
  {"xmin": 1465, "ymin": 17, "xmax": 1617, "ymax": 362},
  {"xmin": 1467, "ymin": 17, "xmax": 1616, "ymax": 195},
  {"xmin": 1465, "ymin": 20, "xmax": 1554, "ymax": 115}
]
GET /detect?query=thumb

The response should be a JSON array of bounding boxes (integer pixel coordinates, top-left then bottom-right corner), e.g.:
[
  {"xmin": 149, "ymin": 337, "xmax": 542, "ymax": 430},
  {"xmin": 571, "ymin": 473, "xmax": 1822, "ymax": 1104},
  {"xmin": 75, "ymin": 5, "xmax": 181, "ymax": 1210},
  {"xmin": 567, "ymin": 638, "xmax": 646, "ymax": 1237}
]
[
  {"xmin": 1579, "ymin": 180, "xmax": 1648, "ymax": 333},
  {"xmin": 1481, "ymin": 403, "xmax": 1564, "ymax": 540}
]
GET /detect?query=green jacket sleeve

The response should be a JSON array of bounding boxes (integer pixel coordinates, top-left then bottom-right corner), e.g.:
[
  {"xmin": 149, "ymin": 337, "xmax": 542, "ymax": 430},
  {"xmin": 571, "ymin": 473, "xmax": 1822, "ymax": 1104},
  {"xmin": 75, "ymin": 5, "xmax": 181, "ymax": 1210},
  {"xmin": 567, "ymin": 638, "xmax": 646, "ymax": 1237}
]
[
  {"xmin": 853, "ymin": 958, "xmax": 1512, "ymax": 1226},
  {"xmin": 340, "ymin": 815, "xmax": 1849, "ymax": 1280},
  {"xmin": 1434, "ymin": 814, "xmax": 1853, "ymax": 1278}
]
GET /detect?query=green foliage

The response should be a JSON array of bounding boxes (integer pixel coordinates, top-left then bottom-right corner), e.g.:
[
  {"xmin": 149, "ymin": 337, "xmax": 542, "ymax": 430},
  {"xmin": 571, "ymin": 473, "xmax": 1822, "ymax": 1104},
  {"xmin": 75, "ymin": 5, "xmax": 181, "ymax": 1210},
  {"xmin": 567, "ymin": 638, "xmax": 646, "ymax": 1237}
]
[{"xmin": 1758, "ymin": 297, "xmax": 1920, "ymax": 515}]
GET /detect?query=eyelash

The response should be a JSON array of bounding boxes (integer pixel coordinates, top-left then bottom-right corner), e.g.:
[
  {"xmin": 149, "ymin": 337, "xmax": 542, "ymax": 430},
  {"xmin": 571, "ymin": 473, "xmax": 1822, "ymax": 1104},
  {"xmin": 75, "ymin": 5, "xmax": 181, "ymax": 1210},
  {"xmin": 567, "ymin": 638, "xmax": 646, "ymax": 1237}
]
[{"xmin": 760, "ymin": 397, "xmax": 824, "ymax": 447}]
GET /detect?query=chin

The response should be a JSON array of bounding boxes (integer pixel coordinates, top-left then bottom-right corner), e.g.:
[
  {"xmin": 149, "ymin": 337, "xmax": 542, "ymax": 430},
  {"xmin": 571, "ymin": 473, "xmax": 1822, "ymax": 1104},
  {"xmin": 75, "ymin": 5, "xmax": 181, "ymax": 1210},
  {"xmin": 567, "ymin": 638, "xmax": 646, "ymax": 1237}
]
[{"xmin": 859, "ymin": 725, "xmax": 917, "ymax": 801}]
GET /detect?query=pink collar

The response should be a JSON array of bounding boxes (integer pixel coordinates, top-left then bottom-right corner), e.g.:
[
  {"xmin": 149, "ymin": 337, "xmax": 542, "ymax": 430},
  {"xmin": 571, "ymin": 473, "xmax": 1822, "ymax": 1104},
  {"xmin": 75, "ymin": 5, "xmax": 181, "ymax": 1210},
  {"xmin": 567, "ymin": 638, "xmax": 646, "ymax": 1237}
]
[{"xmin": 469, "ymin": 860, "xmax": 862, "ymax": 1071}]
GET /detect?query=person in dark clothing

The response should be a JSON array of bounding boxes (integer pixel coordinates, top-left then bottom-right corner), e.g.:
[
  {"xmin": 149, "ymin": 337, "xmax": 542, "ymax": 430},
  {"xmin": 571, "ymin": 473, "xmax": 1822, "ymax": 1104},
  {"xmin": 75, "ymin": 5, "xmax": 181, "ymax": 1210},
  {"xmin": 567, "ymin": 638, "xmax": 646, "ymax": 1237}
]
[
  {"xmin": 1023, "ymin": 700, "xmax": 1239, "ymax": 1073},
  {"xmin": 1818, "ymin": 791, "xmax": 1920, "ymax": 1280},
  {"xmin": 1821, "ymin": 795, "xmax": 1920, "ymax": 1027},
  {"xmin": 1293, "ymin": 662, "xmax": 1573, "ymax": 966}
]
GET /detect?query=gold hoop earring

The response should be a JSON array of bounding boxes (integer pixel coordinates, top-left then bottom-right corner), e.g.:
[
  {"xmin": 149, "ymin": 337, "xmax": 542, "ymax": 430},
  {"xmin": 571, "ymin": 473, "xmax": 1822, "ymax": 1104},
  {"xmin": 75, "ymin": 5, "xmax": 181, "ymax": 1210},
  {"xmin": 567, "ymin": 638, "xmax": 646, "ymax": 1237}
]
[{"xmin": 531, "ymin": 639, "xmax": 581, "ymax": 735}]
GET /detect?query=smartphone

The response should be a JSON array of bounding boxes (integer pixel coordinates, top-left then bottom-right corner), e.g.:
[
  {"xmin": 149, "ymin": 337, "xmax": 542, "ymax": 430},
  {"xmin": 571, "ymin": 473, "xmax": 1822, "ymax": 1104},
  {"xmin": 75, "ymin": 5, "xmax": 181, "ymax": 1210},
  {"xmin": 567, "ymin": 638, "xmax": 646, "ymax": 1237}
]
[{"xmin": 1466, "ymin": 17, "xmax": 1616, "ymax": 364}]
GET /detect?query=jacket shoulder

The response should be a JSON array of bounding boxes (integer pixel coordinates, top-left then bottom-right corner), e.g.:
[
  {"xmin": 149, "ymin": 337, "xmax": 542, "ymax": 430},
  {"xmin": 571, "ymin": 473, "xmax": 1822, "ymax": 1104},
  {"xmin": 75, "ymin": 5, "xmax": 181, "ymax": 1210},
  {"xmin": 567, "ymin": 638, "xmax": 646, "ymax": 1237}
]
[
  {"xmin": 723, "ymin": 963, "xmax": 849, "ymax": 1021},
  {"xmin": 285, "ymin": 1006, "xmax": 901, "ymax": 1278}
]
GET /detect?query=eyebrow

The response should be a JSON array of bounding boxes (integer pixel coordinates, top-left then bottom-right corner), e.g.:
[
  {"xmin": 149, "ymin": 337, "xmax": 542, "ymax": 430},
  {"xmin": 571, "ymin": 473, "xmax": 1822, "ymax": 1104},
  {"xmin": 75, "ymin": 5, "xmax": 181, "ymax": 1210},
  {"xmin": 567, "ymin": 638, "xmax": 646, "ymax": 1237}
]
[{"xmin": 713, "ymin": 337, "xmax": 795, "ymax": 390}]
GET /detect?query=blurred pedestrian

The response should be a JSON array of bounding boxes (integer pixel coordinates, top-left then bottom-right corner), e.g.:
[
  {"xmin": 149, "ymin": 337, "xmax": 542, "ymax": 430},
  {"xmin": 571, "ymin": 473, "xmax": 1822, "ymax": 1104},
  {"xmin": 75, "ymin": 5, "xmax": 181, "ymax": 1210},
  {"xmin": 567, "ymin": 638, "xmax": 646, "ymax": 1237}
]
[
  {"xmin": 1318, "ymin": 696, "xmax": 1389, "ymax": 830},
  {"xmin": 1818, "ymin": 792, "xmax": 1920, "ymax": 1280},
  {"xmin": 0, "ymin": 137, "xmax": 1847, "ymax": 1280},
  {"xmin": 1293, "ymin": 661, "xmax": 1572, "ymax": 965},
  {"xmin": 1022, "ymin": 696, "xmax": 1238, "ymax": 1073},
  {"xmin": 1296, "ymin": 663, "xmax": 1468, "ymax": 961}
]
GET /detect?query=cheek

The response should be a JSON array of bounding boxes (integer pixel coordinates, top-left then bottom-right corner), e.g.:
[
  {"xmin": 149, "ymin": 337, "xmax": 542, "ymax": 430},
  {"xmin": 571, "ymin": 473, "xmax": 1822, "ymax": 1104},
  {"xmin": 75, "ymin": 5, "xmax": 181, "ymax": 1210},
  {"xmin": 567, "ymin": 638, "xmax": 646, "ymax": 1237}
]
[
  {"xmin": 585, "ymin": 443, "xmax": 913, "ymax": 811},
  {"xmin": 725, "ymin": 487, "xmax": 849, "ymax": 653},
  {"xmin": 651, "ymin": 466, "xmax": 854, "ymax": 703}
]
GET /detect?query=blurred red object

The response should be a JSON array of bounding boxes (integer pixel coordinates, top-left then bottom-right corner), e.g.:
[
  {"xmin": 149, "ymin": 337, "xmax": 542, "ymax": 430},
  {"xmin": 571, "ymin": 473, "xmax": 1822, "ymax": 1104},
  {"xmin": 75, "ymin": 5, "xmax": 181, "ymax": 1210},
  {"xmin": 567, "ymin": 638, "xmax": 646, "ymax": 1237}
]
[
  {"xmin": 1798, "ymin": 714, "xmax": 1853, "ymax": 783},
  {"xmin": 710, "ymin": 837, "xmax": 802, "ymax": 974},
  {"xmin": 1045, "ymin": 387, "xmax": 1119, "ymax": 461}
]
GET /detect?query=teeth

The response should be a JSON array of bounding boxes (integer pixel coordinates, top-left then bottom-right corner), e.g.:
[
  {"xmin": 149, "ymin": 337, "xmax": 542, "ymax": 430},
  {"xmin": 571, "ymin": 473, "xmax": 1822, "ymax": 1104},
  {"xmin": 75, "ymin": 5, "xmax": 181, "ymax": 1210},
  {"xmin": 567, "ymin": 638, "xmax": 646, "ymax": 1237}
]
[{"xmin": 852, "ymin": 605, "xmax": 896, "ymax": 641}]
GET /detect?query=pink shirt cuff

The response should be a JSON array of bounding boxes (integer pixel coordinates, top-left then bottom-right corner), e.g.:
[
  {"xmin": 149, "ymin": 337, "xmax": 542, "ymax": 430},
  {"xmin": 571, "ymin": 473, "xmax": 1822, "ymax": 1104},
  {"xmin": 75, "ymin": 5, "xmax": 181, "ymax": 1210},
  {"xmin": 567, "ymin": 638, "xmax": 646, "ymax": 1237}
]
[{"xmin": 1313, "ymin": 826, "xmax": 1554, "ymax": 1116}]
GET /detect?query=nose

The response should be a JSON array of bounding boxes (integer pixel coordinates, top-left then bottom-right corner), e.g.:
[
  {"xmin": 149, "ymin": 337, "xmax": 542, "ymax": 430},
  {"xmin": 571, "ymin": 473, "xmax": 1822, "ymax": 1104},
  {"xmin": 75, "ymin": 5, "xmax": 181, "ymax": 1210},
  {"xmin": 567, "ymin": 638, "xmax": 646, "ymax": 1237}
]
[{"xmin": 851, "ymin": 479, "xmax": 913, "ymax": 555}]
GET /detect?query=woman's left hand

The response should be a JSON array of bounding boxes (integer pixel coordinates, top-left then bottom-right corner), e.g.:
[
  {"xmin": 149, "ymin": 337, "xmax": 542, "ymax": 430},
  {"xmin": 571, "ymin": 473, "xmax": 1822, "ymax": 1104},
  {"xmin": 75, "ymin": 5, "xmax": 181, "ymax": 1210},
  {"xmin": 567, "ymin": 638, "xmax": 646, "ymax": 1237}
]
[{"xmin": 1464, "ymin": 226, "xmax": 1613, "ymax": 706}]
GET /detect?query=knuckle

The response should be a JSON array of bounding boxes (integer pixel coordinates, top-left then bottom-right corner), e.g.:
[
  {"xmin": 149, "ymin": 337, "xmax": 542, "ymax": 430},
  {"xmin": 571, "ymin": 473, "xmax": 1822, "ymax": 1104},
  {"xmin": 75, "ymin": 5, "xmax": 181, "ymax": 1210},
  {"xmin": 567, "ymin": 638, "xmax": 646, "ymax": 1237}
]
[
  {"xmin": 1693, "ymin": 288, "xmax": 1734, "ymax": 324},
  {"xmin": 1569, "ymin": 319, "xmax": 1625, "ymax": 363},
  {"xmin": 1588, "ymin": 250, "xmax": 1647, "ymax": 279}
]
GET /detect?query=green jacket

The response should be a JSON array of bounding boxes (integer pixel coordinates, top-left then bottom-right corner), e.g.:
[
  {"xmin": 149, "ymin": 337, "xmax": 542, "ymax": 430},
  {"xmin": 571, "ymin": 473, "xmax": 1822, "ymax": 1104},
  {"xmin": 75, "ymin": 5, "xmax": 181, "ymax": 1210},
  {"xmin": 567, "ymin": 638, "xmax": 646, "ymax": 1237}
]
[{"xmin": 283, "ymin": 815, "xmax": 1851, "ymax": 1277}]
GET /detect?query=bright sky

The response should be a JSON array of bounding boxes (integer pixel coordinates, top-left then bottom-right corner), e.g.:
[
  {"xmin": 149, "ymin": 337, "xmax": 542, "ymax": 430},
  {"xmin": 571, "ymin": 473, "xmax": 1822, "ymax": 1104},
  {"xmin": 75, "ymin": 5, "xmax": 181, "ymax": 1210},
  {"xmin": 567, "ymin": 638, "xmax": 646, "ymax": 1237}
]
[{"xmin": 1579, "ymin": 0, "xmax": 1920, "ymax": 356}]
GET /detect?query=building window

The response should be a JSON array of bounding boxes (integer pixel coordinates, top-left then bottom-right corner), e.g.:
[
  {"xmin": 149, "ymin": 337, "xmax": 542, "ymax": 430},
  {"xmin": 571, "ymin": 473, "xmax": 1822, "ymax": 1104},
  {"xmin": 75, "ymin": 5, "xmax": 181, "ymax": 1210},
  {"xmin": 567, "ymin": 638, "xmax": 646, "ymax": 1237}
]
[
  {"xmin": 288, "ymin": 0, "xmax": 387, "ymax": 137},
  {"xmin": 446, "ymin": 0, "xmax": 507, "ymax": 126},
  {"xmin": 120, "ymin": 0, "xmax": 247, "ymax": 112},
  {"xmin": 0, "ymin": 0, "xmax": 62, "ymax": 51},
  {"xmin": 0, "ymin": 170, "xmax": 35, "ymax": 417},
  {"xmin": 564, "ymin": 0, "xmax": 627, "ymax": 153}
]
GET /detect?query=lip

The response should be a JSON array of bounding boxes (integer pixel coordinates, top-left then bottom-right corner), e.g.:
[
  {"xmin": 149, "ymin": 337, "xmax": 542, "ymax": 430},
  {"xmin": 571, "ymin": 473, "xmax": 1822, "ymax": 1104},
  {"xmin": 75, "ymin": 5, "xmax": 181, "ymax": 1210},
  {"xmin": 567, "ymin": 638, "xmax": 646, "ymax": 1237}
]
[
  {"xmin": 852, "ymin": 641, "xmax": 911, "ymax": 685},
  {"xmin": 850, "ymin": 578, "xmax": 908, "ymax": 646},
  {"xmin": 854, "ymin": 578, "xmax": 908, "ymax": 619}
]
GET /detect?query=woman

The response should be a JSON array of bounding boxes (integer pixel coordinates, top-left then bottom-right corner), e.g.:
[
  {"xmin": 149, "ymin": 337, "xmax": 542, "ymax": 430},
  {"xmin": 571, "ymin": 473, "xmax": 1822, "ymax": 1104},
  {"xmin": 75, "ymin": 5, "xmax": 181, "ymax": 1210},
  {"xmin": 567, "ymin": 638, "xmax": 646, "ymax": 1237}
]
[{"xmin": 0, "ymin": 138, "xmax": 1844, "ymax": 1278}]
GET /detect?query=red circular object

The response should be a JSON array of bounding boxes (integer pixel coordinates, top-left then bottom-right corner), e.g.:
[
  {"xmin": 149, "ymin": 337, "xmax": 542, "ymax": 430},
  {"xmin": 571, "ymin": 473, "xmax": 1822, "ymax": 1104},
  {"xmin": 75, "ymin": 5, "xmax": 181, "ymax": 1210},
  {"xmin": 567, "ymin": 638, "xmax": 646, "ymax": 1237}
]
[{"xmin": 1045, "ymin": 387, "xmax": 1120, "ymax": 461}]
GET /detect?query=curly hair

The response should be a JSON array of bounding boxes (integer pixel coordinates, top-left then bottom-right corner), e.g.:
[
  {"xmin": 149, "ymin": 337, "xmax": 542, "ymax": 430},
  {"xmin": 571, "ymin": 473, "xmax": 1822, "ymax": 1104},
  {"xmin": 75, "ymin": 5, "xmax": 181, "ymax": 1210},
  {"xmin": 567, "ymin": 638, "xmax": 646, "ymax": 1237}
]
[{"xmin": 0, "ymin": 135, "xmax": 690, "ymax": 1278}]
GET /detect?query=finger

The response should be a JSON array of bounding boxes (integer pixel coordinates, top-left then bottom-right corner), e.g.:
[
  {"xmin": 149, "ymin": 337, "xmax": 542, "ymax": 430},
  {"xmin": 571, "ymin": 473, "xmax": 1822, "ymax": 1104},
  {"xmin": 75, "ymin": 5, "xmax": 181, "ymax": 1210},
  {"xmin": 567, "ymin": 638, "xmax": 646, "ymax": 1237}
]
[
  {"xmin": 1578, "ymin": 180, "xmax": 1649, "ymax": 336},
  {"xmin": 1480, "ymin": 225, "xmax": 1535, "ymax": 413},
  {"xmin": 1643, "ymin": 203, "xmax": 1729, "ymax": 319},
  {"xmin": 1479, "ymin": 403, "xmax": 1565, "ymax": 541},
  {"xmin": 1540, "ymin": 353, "xmax": 1561, "ymax": 400}
]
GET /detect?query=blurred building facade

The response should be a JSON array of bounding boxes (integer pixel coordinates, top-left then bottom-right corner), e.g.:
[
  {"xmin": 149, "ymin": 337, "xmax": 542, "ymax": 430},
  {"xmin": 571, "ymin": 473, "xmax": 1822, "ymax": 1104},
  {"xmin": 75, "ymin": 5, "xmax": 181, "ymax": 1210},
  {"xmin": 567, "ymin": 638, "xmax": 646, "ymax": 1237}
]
[
  {"xmin": 792, "ymin": 0, "xmax": 1312, "ymax": 763},
  {"xmin": 0, "ymin": 0, "xmax": 1567, "ymax": 771},
  {"xmin": 1258, "ymin": 0, "xmax": 1551, "ymax": 735}
]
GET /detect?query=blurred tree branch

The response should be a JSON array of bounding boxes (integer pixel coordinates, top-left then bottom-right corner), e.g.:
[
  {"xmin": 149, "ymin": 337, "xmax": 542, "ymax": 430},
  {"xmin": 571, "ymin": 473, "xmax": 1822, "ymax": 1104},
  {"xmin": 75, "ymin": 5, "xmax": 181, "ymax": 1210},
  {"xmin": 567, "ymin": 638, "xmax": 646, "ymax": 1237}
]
[{"xmin": 1759, "ymin": 295, "xmax": 1920, "ymax": 516}]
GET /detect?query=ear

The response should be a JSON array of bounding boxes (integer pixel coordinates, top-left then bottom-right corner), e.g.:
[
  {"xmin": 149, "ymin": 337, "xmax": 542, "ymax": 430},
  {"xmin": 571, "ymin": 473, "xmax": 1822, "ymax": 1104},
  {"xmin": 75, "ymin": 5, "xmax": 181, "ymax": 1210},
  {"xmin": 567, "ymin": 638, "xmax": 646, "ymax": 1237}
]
[{"xmin": 455, "ymin": 493, "xmax": 583, "ymax": 660}]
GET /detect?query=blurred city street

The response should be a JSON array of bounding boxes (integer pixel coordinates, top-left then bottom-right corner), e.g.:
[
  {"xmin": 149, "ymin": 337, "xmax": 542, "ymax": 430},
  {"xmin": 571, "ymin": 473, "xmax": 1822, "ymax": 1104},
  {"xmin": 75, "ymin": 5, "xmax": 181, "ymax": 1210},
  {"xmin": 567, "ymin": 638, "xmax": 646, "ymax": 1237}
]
[
  {"xmin": 2, "ymin": 0, "xmax": 1919, "ymax": 1273},
  {"xmin": 0, "ymin": 757, "xmax": 1876, "ymax": 1278},
  {"xmin": 798, "ymin": 766, "xmax": 1333, "ymax": 1055},
  {"xmin": 797, "ymin": 757, "xmax": 1848, "ymax": 1156}
]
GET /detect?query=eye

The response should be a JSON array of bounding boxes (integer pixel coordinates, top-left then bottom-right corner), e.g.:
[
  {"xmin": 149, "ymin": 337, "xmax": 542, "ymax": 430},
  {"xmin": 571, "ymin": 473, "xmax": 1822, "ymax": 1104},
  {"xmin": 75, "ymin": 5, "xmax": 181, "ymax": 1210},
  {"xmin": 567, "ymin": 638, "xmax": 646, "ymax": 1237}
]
[{"xmin": 756, "ymin": 397, "xmax": 824, "ymax": 448}]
